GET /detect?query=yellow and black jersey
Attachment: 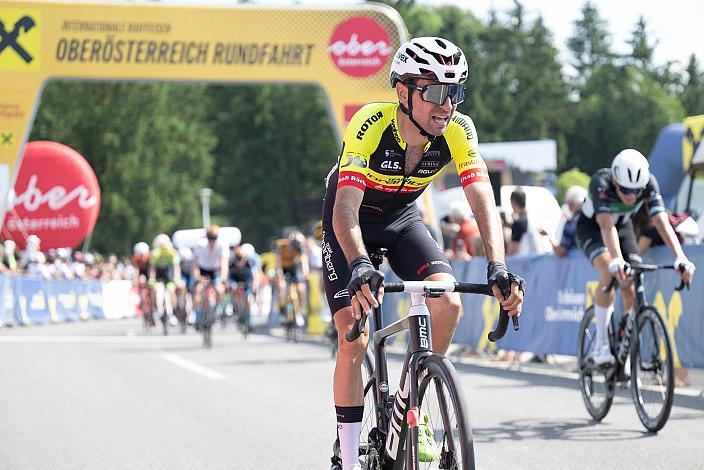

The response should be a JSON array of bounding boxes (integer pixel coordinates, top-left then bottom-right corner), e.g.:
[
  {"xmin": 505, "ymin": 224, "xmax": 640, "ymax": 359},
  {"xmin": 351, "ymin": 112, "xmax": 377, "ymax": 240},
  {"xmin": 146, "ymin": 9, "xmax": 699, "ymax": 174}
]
[{"xmin": 322, "ymin": 102, "xmax": 488, "ymax": 222}]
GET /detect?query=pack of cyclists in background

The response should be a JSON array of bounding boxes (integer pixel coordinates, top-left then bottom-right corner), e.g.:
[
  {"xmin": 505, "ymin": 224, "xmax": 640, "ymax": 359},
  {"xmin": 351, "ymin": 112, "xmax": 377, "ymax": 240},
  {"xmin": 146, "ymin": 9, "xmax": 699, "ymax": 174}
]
[{"xmin": 576, "ymin": 148, "xmax": 696, "ymax": 366}]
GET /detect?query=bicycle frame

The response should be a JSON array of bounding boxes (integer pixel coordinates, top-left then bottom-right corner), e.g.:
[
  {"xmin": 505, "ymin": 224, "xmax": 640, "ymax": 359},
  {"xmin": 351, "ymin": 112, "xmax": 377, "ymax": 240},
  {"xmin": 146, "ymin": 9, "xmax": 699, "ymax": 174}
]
[{"xmin": 368, "ymin": 291, "xmax": 433, "ymax": 470}]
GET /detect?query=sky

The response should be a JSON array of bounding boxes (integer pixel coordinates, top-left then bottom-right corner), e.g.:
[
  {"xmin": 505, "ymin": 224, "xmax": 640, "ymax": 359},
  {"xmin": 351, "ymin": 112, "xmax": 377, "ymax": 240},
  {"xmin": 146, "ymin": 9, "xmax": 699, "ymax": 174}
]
[{"xmin": 421, "ymin": 0, "xmax": 703, "ymax": 69}]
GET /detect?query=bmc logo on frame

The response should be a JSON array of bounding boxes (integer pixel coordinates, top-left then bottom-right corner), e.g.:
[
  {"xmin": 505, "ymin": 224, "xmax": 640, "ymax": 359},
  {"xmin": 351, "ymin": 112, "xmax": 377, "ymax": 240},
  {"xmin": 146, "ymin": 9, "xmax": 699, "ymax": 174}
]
[
  {"xmin": 327, "ymin": 16, "xmax": 393, "ymax": 78},
  {"xmin": 0, "ymin": 9, "xmax": 41, "ymax": 71}
]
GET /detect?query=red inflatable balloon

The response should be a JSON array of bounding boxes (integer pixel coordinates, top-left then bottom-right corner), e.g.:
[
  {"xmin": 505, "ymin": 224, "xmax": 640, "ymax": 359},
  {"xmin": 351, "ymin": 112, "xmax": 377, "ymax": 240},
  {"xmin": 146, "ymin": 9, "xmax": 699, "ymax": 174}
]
[{"xmin": 2, "ymin": 141, "xmax": 101, "ymax": 250}]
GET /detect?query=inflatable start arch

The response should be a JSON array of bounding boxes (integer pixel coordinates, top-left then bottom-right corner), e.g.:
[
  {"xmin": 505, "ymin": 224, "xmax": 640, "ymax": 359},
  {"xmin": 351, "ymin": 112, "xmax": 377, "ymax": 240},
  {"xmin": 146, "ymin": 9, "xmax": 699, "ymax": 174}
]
[{"xmin": 0, "ymin": 0, "xmax": 408, "ymax": 221}]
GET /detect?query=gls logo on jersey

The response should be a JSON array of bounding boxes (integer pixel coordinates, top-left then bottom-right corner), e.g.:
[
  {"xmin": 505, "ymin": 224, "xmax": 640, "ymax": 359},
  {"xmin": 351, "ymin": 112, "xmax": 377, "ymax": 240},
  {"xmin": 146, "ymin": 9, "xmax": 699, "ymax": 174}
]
[
  {"xmin": 380, "ymin": 160, "xmax": 401, "ymax": 171},
  {"xmin": 0, "ymin": 9, "xmax": 41, "ymax": 71}
]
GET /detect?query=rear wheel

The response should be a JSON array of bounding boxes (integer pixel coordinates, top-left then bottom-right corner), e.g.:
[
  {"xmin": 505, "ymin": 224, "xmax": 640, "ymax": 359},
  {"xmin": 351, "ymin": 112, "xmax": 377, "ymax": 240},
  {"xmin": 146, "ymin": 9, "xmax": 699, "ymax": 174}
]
[
  {"xmin": 578, "ymin": 306, "xmax": 615, "ymax": 421},
  {"xmin": 631, "ymin": 306, "xmax": 674, "ymax": 433},
  {"xmin": 416, "ymin": 354, "xmax": 474, "ymax": 470}
]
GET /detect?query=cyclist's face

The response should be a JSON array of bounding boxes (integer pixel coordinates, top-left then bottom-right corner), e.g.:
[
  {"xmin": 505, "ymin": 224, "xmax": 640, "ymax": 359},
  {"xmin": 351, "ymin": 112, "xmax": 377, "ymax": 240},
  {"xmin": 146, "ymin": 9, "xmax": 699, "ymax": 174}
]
[
  {"xmin": 406, "ymin": 78, "xmax": 456, "ymax": 136},
  {"xmin": 613, "ymin": 177, "xmax": 642, "ymax": 205}
]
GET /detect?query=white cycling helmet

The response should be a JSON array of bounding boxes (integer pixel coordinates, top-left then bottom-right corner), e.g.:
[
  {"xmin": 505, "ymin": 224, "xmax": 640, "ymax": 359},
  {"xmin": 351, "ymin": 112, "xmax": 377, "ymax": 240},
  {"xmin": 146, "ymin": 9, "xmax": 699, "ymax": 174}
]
[
  {"xmin": 152, "ymin": 233, "xmax": 172, "ymax": 250},
  {"xmin": 133, "ymin": 242, "xmax": 149, "ymax": 256},
  {"xmin": 390, "ymin": 37, "xmax": 468, "ymax": 87},
  {"xmin": 611, "ymin": 149, "xmax": 650, "ymax": 189}
]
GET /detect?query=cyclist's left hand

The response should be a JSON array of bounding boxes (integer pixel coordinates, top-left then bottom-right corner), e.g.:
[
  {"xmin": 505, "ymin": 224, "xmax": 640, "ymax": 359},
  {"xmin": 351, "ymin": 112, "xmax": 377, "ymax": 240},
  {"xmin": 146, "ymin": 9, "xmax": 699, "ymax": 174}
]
[
  {"xmin": 674, "ymin": 257, "xmax": 695, "ymax": 285},
  {"xmin": 487, "ymin": 261, "xmax": 525, "ymax": 316}
]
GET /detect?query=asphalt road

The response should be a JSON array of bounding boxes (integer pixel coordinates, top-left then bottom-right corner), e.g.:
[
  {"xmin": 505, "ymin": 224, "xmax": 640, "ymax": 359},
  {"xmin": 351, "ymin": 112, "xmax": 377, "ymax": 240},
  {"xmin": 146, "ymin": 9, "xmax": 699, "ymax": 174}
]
[{"xmin": 1, "ymin": 319, "xmax": 702, "ymax": 469}]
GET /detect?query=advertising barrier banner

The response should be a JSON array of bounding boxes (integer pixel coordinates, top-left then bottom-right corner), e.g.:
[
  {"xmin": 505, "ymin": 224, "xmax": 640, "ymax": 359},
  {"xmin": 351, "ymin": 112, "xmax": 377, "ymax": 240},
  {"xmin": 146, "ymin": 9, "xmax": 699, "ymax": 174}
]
[{"xmin": 381, "ymin": 245, "xmax": 704, "ymax": 368}]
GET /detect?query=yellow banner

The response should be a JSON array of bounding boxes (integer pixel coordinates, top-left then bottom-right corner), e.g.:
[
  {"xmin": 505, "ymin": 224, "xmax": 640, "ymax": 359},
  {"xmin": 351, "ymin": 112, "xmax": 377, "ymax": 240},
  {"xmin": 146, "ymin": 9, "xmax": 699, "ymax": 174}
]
[
  {"xmin": 0, "ymin": 0, "xmax": 407, "ymax": 218},
  {"xmin": 683, "ymin": 115, "xmax": 704, "ymax": 170}
]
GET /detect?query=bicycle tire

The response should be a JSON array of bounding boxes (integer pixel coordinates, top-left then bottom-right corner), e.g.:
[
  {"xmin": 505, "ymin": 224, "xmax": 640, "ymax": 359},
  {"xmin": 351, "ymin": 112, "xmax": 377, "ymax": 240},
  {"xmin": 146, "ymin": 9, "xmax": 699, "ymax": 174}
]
[
  {"xmin": 630, "ymin": 306, "xmax": 674, "ymax": 433},
  {"xmin": 416, "ymin": 354, "xmax": 474, "ymax": 470},
  {"xmin": 577, "ymin": 306, "xmax": 615, "ymax": 422}
]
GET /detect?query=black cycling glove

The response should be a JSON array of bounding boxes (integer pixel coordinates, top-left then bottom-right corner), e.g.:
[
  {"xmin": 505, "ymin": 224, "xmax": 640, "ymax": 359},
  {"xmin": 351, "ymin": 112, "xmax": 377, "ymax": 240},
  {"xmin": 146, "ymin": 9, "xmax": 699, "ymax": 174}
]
[
  {"xmin": 487, "ymin": 261, "xmax": 526, "ymax": 298},
  {"xmin": 347, "ymin": 256, "xmax": 385, "ymax": 299}
]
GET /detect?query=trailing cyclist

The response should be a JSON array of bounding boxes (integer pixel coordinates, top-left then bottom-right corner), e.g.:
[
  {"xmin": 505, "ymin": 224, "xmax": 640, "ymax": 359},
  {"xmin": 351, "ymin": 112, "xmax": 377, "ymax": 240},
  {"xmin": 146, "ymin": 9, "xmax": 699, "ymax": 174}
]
[
  {"xmin": 193, "ymin": 225, "xmax": 229, "ymax": 326},
  {"xmin": 275, "ymin": 230, "xmax": 310, "ymax": 327},
  {"xmin": 576, "ymin": 149, "xmax": 695, "ymax": 367},
  {"xmin": 322, "ymin": 37, "xmax": 525, "ymax": 470},
  {"xmin": 149, "ymin": 233, "xmax": 181, "ymax": 326},
  {"xmin": 228, "ymin": 244, "xmax": 256, "ymax": 331}
]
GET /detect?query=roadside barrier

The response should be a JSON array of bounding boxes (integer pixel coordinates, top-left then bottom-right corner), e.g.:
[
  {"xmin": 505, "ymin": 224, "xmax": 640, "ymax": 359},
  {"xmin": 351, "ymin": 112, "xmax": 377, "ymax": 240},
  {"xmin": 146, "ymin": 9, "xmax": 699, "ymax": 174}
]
[{"xmin": 381, "ymin": 244, "xmax": 704, "ymax": 368}]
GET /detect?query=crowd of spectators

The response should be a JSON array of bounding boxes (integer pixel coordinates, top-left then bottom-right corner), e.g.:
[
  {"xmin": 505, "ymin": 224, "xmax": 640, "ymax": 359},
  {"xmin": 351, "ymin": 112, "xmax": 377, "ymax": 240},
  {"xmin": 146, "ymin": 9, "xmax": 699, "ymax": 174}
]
[{"xmin": 0, "ymin": 234, "xmax": 139, "ymax": 281}]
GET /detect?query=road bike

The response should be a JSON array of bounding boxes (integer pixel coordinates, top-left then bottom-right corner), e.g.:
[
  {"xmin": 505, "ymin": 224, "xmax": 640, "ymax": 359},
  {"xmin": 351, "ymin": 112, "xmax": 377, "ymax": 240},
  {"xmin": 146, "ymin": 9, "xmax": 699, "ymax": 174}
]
[
  {"xmin": 577, "ymin": 263, "xmax": 686, "ymax": 432},
  {"xmin": 138, "ymin": 281, "xmax": 154, "ymax": 335},
  {"xmin": 282, "ymin": 274, "xmax": 305, "ymax": 342},
  {"xmin": 331, "ymin": 248, "xmax": 517, "ymax": 470},
  {"xmin": 153, "ymin": 280, "xmax": 174, "ymax": 336},
  {"xmin": 198, "ymin": 277, "xmax": 218, "ymax": 349},
  {"xmin": 230, "ymin": 282, "xmax": 252, "ymax": 339}
]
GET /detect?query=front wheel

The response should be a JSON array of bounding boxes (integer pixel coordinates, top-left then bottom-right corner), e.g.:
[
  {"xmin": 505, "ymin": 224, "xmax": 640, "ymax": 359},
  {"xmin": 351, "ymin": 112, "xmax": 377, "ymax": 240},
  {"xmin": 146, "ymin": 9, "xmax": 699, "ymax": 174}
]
[
  {"xmin": 631, "ymin": 306, "xmax": 674, "ymax": 433},
  {"xmin": 577, "ymin": 306, "xmax": 615, "ymax": 422},
  {"xmin": 416, "ymin": 354, "xmax": 474, "ymax": 470}
]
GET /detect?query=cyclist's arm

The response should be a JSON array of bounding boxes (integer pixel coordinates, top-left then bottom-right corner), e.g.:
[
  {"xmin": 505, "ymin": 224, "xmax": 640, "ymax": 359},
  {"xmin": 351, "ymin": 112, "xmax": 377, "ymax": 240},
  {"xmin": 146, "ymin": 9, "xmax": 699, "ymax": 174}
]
[
  {"xmin": 192, "ymin": 257, "xmax": 200, "ymax": 280},
  {"xmin": 464, "ymin": 182, "xmax": 505, "ymax": 263},
  {"xmin": 651, "ymin": 211, "xmax": 686, "ymax": 259},
  {"xmin": 219, "ymin": 247, "xmax": 228, "ymax": 282},
  {"xmin": 332, "ymin": 185, "xmax": 367, "ymax": 263},
  {"xmin": 596, "ymin": 213, "xmax": 623, "ymax": 260},
  {"xmin": 148, "ymin": 263, "xmax": 156, "ymax": 280},
  {"xmin": 299, "ymin": 251, "xmax": 310, "ymax": 279},
  {"xmin": 173, "ymin": 258, "xmax": 181, "ymax": 283}
]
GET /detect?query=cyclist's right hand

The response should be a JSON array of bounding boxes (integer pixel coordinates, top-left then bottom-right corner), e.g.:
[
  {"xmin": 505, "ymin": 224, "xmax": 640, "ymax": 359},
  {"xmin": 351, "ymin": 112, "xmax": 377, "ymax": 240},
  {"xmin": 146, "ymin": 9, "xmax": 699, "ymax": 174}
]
[
  {"xmin": 608, "ymin": 257, "xmax": 630, "ymax": 282},
  {"xmin": 346, "ymin": 256, "xmax": 384, "ymax": 320},
  {"xmin": 674, "ymin": 257, "xmax": 695, "ymax": 285}
]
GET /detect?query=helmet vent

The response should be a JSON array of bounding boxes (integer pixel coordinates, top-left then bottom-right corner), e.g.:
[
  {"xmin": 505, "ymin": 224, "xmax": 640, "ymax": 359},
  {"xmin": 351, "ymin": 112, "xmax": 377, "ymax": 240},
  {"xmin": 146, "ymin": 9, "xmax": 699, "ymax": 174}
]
[
  {"xmin": 636, "ymin": 169, "xmax": 641, "ymax": 181},
  {"xmin": 418, "ymin": 67, "xmax": 434, "ymax": 76},
  {"xmin": 627, "ymin": 168, "xmax": 633, "ymax": 182},
  {"xmin": 406, "ymin": 47, "xmax": 429, "ymax": 65},
  {"xmin": 445, "ymin": 72, "xmax": 456, "ymax": 79},
  {"xmin": 435, "ymin": 38, "xmax": 448, "ymax": 49}
]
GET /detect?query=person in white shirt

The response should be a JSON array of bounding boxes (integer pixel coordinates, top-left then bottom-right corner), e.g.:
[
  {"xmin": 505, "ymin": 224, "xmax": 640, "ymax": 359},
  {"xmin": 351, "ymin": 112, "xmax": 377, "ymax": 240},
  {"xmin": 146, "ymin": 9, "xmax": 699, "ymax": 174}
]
[{"xmin": 192, "ymin": 225, "xmax": 229, "ymax": 311}]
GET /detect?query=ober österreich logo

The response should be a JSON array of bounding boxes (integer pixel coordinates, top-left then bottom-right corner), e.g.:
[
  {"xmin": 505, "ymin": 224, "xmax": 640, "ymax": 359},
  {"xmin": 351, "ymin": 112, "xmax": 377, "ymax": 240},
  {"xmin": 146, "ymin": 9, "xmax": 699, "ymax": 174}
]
[{"xmin": 328, "ymin": 16, "xmax": 393, "ymax": 78}]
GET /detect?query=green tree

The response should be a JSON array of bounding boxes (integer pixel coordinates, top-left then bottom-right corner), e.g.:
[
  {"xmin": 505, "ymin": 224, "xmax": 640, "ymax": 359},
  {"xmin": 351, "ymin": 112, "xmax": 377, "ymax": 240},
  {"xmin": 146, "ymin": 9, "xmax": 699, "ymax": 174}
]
[
  {"xmin": 567, "ymin": 1, "xmax": 613, "ymax": 85},
  {"xmin": 30, "ymin": 82, "xmax": 216, "ymax": 254},
  {"xmin": 556, "ymin": 167, "xmax": 590, "ymax": 203},
  {"xmin": 627, "ymin": 16, "xmax": 656, "ymax": 68},
  {"xmin": 680, "ymin": 54, "xmax": 704, "ymax": 116},
  {"xmin": 567, "ymin": 64, "xmax": 684, "ymax": 173},
  {"xmin": 207, "ymin": 85, "xmax": 337, "ymax": 250}
]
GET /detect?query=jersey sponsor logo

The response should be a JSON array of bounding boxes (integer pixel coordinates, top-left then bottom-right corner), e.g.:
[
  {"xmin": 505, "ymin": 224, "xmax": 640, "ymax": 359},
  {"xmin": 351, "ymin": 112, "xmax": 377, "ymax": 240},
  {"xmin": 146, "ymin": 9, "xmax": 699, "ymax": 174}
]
[
  {"xmin": 340, "ymin": 153, "xmax": 367, "ymax": 169},
  {"xmin": 322, "ymin": 240, "xmax": 338, "ymax": 281},
  {"xmin": 384, "ymin": 149, "xmax": 403, "ymax": 160},
  {"xmin": 453, "ymin": 115, "xmax": 474, "ymax": 141},
  {"xmin": 417, "ymin": 168, "xmax": 436, "ymax": 175},
  {"xmin": 355, "ymin": 110, "xmax": 383, "ymax": 140},
  {"xmin": 380, "ymin": 160, "xmax": 401, "ymax": 171},
  {"xmin": 333, "ymin": 289, "xmax": 349, "ymax": 299},
  {"xmin": 395, "ymin": 51, "xmax": 408, "ymax": 63},
  {"xmin": 0, "ymin": 10, "xmax": 41, "ymax": 71},
  {"xmin": 328, "ymin": 16, "xmax": 393, "ymax": 78},
  {"xmin": 458, "ymin": 158, "xmax": 483, "ymax": 169},
  {"xmin": 420, "ymin": 160, "xmax": 440, "ymax": 168},
  {"xmin": 424, "ymin": 150, "xmax": 440, "ymax": 159}
]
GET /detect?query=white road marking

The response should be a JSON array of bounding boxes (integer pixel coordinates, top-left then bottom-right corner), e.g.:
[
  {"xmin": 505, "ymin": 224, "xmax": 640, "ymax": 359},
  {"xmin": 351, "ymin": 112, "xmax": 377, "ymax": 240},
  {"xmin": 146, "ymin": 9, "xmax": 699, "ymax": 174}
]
[
  {"xmin": 162, "ymin": 353, "xmax": 227, "ymax": 380},
  {"xmin": 0, "ymin": 335, "xmax": 266, "ymax": 344}
]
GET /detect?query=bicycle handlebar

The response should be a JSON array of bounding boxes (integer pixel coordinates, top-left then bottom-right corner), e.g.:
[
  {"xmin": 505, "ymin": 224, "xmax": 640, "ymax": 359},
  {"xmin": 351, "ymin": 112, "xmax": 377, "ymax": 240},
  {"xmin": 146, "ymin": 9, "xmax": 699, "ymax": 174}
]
[
  {"xmin": 602, "ymin": 263, "xmax": 688, "ymax": 293},
  {"xmin": 345, "ymin": 281, "xmax": 519, "ymax": 343}
]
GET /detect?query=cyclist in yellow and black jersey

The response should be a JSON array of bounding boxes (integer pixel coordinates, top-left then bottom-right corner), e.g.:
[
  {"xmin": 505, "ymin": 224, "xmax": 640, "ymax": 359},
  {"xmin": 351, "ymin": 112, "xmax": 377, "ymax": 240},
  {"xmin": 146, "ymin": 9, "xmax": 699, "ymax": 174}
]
[
  {"xmin": 275, "ymin": 231, "xmax": 310, "ymax": 316},
  {"xmin": 324, "ymin": 37, "xmax": 525, "ymax": 470}
]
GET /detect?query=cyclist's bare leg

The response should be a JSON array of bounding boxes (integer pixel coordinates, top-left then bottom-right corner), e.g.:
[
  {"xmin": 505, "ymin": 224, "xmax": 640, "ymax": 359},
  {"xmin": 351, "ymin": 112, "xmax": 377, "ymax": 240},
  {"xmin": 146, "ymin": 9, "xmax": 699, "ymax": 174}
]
[
  {"xmin": 333, "ymin": 306, "xmax": 368, "ymax": 405},
  {"xmin": 424, "ymin": 272, "xmax": 462, "ymax": 355},
  {"xmin": 620, "ymin": 283, "xmax": 635, "ymax": 313}
]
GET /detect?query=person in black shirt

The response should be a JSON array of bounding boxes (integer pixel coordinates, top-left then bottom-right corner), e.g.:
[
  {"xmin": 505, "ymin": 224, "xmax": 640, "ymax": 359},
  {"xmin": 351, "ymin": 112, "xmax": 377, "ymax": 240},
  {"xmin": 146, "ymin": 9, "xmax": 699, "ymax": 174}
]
[{"xmin": 576, "ymin": 149, "xmax": 695, "ymax": 366}]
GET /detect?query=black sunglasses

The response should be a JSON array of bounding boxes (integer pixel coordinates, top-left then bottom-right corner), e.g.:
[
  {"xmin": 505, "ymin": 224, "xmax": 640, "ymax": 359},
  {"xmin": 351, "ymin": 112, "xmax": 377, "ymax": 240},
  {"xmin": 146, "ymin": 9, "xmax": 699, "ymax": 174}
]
[
  {"xmin": 407, "ymin": 82, "xmax": 465, "ymax": 106},
  {"xmin": 618, "ymin": 185, "xmax": 643, "ymax": 196}
]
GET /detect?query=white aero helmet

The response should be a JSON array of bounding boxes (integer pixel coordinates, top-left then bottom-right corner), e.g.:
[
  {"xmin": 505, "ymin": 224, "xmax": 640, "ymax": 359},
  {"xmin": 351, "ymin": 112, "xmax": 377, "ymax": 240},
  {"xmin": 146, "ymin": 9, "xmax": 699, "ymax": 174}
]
[
  {"xmin": 390, "ymin": 37, "xmax": 468, "ymax": 87},
  {"xmin": 611, "ymin": 149, "xmax": 650, "ymax": 189},
  {"xmin": 133, "ymin": 242, "xmax": 149, "ymax": 256}
]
